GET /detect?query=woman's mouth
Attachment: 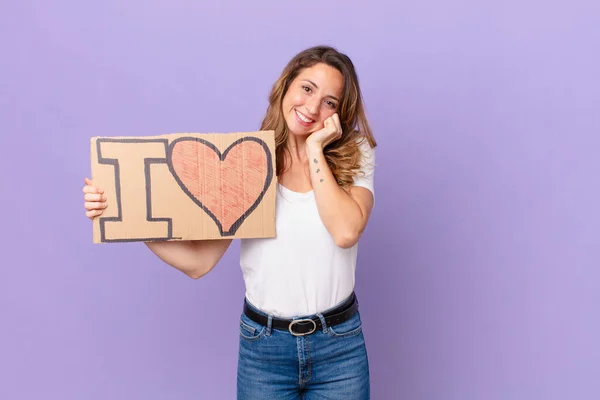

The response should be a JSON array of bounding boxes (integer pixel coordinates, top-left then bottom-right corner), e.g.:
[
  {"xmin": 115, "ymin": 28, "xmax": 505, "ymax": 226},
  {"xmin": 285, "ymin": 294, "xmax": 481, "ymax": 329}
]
[{"xmin": 294, "ymin": 109, "xmax": 315, "ymax": 127}]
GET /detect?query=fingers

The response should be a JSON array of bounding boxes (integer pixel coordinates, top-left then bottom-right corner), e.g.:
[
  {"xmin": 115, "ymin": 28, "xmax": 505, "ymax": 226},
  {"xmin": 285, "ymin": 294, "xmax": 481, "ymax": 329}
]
[
  {"xmin": 332, "ymin": 113, "xmax": 341, "ymax": 127},
  {"xmin": 308, "ymin": 114, "xmax": 343, "ymax": 148},
  {"xmin": 84, "ymin": 200, "xmax": 107, "ymax": 221},
  {"xmin": 84, "ymin": 190, "xmax": 106, "ymax": 202},
  {"xmin": 332, "ymin": 113, "xmax": 342, "ymax": 137},
  {"xmin": 83, "ymin": 185, "xmax": 103, "ymax": 194},
  {"xmin": 83, "ymin": 177, "xmax": 106, "ymax": 220},
  {"xmin": 84, "ymin": 192, "xmax": 105, "ymax": 202},
  {"xmin": 83, "ymin": 188, "xmax": 107, "ymax": 211},
  {"xmin": 83, "ymin": 178, "xmax": 103, "ymax": 194},
  {"xmin": 324, "ymin": 114, "xmax": 342, "ymax": 141},
  {"xmin": 86, "ymin": 209, "xmax": 104, "ymax": 220},
  {"xmin": 84, "ymin": 200, "xmax": 107, "ymax": 211}
]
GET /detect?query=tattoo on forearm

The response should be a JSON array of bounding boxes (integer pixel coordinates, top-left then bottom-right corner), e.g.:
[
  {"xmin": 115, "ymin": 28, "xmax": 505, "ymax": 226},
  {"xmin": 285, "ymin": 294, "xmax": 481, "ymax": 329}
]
[
  {"xmin": 313, "ymin": 158, "xmax": 318, "ymax": 164},
  {"xmin": 320, "ymin": 179, "xmax": 324, "ymax": 183},
  {"xmin": 316, "ymin": 168, "xmax": 320, "ymax": 173}
]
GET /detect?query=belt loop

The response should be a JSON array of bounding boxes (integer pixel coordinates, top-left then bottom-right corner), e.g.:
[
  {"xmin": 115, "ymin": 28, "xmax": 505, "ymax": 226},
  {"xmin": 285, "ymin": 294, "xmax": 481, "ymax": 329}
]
[
  {"xmin": 266, "ymin": 315, "xmax": 273, "ymax": 336},
  {"xmin": 316, "ymin": 313, "xmax": 328, "ymax": 333}
]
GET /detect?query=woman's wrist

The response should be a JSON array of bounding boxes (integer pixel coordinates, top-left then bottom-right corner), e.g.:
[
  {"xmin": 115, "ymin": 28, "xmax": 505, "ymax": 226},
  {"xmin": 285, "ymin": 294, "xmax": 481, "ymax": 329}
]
[{"xmin": 305, "ymin": 140, "xmax": 324, "ymax": 158}]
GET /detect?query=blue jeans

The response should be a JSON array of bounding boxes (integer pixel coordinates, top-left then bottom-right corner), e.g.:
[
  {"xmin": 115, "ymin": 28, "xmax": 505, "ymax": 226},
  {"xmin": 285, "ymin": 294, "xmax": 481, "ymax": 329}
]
[{"xmin": 237, "ymin": 296, "xmax": 370, "ymax": 399}]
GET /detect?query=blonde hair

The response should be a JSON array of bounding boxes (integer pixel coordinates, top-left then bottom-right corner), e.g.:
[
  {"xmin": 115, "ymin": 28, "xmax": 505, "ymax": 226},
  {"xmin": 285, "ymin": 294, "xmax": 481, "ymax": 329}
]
[{"xmin": 260, "ymin": 45, "xmax": 376, "ymax": 188}]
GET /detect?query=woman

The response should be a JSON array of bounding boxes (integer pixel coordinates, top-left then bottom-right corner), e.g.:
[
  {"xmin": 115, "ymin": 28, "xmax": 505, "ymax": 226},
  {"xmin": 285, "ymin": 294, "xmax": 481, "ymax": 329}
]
[{"xmin": 83, "ymin": 45, "xmax": 376, "ymax": 399}]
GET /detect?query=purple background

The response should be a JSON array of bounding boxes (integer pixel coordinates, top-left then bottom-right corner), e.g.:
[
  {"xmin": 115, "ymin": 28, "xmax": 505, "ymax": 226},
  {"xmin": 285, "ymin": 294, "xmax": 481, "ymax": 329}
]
[{"xmin": 1, "ymin": 1, "xmax": 599, "ymax": 399}]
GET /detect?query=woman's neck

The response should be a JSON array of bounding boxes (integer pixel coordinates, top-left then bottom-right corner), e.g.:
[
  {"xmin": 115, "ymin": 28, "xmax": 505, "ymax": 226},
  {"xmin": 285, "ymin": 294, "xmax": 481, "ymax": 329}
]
[{"xmin": 285, "ymin": 134, "xmax": 310, "ymax": 164}]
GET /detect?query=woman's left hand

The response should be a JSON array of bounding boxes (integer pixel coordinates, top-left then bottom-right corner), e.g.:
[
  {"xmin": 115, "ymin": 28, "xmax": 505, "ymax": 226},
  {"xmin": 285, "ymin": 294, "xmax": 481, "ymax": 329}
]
[{"xmin": 306, "ymin": 113, "xmax": 343, "ymax": 149}]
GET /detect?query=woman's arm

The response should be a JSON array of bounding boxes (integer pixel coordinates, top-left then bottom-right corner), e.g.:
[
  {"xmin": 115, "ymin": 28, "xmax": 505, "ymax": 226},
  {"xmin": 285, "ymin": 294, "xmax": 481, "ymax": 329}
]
[
  {"xmin": 306, "ymin": 143, "xmax": 374, "ymax": 248},
  {"xmin": 83, "ymin": 177, "xmax": 232, "ymax": 279},
  {"xmin": 145, "ymin": 239, "xmax": 232, "ymax": 279},
  {"xmin": 305, "ymin": 114, "xmax": 375, "ymax": 248}
]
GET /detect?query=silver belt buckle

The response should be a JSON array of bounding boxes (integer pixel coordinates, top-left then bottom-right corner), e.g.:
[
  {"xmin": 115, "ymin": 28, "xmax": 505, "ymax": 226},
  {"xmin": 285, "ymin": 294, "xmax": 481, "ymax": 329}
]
[{"xmin": 289, "ymin": 318, "xmax": 317, "ymax": 336}]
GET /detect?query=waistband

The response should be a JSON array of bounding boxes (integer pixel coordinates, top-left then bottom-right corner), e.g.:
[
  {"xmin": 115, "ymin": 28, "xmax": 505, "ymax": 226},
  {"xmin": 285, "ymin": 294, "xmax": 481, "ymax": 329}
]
[{"xmin": 243, "ymin": 292, "xmax": 359, "ymax": 336}]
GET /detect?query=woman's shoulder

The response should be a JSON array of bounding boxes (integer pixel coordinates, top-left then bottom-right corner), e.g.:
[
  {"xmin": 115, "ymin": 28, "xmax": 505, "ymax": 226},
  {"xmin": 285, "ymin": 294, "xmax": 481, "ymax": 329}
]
[
  {"xmin": 354, "ymin": 136, "xmax": 375, "ymax": 170},
  {"xmin": 351, "ymin": 135, "xmax": 376, "ymax": 196}
]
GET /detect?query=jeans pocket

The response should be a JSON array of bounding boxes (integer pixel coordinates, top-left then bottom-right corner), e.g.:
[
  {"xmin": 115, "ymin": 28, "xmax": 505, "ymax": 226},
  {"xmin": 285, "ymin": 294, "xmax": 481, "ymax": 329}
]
[
  {"xmin": 239, "ymin": 313, "xmax": 266, "ymax": 342},
  {"xmin": 327, "ymin": 311, "xmax": 363, "ymax": 338}
]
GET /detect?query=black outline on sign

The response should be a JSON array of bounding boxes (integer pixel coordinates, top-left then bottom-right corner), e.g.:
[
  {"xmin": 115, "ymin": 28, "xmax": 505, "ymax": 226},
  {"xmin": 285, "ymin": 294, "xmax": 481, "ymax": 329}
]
[
  {"xmin": 96, "ymin": 138, "xmax": 173, "ymax": 243},
  {"xmin": 167, "ymin": 136, "xmax": 273, "ymax": 237}
]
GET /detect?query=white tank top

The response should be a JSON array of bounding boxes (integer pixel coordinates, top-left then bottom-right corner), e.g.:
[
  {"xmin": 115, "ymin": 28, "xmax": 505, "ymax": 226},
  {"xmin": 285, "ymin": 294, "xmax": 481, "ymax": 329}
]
[{"xmin": 239, "ymin": 143, "xmax": 375, "ymax": 318}]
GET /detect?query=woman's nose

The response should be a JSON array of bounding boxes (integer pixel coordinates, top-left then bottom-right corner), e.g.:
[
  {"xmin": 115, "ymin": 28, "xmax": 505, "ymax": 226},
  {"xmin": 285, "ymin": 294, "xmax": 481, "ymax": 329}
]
[{"xmin": 305, "ymin": 98, "xmax": 319, "ymax": 116}]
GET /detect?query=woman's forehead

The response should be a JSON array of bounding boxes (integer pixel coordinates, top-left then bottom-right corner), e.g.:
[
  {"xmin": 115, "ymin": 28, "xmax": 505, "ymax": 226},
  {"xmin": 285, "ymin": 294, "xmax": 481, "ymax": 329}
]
[{"xmin": 296, "ymin": 64, "xmax": 344, "ymax": 94}]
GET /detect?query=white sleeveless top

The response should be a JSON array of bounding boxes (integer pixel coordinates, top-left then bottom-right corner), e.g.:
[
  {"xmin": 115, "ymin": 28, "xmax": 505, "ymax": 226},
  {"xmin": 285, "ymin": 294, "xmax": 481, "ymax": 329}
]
[{"xmin": 239, "ymin": 142, "xmax": 375, "ymax": 318}]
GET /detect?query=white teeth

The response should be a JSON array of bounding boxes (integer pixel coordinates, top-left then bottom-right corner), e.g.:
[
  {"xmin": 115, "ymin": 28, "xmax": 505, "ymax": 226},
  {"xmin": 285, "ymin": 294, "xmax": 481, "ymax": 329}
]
[{"xmin": 295, "ymin": 110, "xmax": 313, "ymax": 123}]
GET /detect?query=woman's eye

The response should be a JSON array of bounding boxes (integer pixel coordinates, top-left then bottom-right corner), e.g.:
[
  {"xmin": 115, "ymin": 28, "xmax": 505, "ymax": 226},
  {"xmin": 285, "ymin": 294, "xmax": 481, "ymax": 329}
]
[
  {"xmin": 326, "ymin": 100, "xmax": 337, "ymax": 108},
  {"xmin": 302, "ymin": 85, "xmax": 311, "ymax": 92}
]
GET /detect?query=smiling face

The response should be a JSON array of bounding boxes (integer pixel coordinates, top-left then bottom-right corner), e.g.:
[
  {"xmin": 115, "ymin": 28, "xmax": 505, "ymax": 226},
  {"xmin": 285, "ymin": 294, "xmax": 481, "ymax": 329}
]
[{"xmin": 281, "ymin": 62, "xmax": 344, "ymax": 137}]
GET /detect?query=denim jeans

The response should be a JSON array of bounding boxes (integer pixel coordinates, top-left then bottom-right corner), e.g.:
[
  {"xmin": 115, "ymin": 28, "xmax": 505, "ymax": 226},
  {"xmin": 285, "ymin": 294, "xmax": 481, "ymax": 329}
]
[{"xmin": 237, "ymin": 296, "xmax": 370, "ymax": 399}]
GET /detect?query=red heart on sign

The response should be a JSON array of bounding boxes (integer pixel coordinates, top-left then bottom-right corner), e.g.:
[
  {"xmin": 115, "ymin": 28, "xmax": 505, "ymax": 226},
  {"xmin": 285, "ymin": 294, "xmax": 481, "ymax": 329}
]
[{"xmin": 167, "ymin": 137, "xmax": 273, "ymax": 236}]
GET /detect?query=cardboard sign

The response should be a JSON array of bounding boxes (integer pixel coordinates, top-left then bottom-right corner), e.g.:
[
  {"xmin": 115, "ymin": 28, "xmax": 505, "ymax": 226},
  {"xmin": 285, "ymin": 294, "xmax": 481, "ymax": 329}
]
[{"xmin": 90, "ymin": 131, "xmax": 276, "ymax": 243}]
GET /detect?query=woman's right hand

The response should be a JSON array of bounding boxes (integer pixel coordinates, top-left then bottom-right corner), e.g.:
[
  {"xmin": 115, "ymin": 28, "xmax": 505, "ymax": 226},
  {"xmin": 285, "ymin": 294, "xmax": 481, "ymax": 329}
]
[
  {"xmin": 81, "ymin": 177, "xmax": 231, "ymax": 278},
  {"xmin": 83, "ymin": 177, "xmax": 107, "ymax": 220}
]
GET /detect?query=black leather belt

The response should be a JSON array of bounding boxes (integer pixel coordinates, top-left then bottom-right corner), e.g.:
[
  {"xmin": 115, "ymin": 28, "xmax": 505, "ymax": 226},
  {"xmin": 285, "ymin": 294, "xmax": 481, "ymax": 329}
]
[{"xmin": 243, "ymin": 292, "xmax": 359, "ymax": 336}]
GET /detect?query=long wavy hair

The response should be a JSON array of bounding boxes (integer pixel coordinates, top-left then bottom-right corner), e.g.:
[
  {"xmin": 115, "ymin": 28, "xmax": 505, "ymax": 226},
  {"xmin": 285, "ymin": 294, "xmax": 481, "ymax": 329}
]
[{"xmin": 260, "ymin": 45, "xmax": 376, "ymax": 188}]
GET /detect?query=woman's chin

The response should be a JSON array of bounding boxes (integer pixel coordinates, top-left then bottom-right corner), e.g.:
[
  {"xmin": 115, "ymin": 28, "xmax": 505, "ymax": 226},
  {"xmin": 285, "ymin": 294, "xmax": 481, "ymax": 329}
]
[
  {"xmin": 286, "ymin": 124, "xmax": 313, "ymax": 137},
  {"xmin": 288, "ymin": 123, "xmax": 323, "ymax": 137},
  {"xmin": 289, "ymin": 129, "xmax": 311, "ymax": 138}
]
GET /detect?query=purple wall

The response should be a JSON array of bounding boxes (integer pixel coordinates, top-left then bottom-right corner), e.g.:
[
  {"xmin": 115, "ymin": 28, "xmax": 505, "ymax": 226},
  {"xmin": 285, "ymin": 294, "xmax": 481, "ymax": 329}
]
[{"xmin": 1, "ymin": 1, "xmax": 599, "ymax": 399}]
